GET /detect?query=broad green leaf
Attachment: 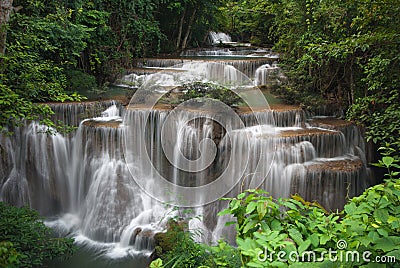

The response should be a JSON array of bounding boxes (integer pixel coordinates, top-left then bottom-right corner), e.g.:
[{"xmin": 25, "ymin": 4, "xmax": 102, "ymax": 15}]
[
  {"xmin": 284, "ymin": 201, "xmax": 299, "ymax": 211},
  {"xmin": 309, "ymin": 233, "xmax": 319, "ymax": 247},
  {"xmin": 257, "ymin": 201, "xmax": 267, "ymax": 219},
  {"xmin": 265, "ymin": 231, "xmax": 280, "ymax": 242},
  {"xmin": 288, "ymin": 228, "xmax": 303, "ymax": 246},
  {"xmin": 374, "ymin": 209, "xmax": 389, "ymax": 223},
  {"xmin": 386, "ymin": 249, "xmax": 400, "ymax": 259},
  {"xmin": 376, "ymin": 228, "xmax": 388, "ymax": 237},
  {"xmin": 298, "ymin": 239, "xmax": 311, "ymax": 253},
  {"xmin": 246, "ymin": 202, "xmax": 257, "ymax": 214},
  {"xmin": 320, "ymin": 234, "xmax": 330, "ymax": 245},
  {"xmin": 368, "ymin": 230, "xmax": 380, "ymax": 241},
  {"xmin": 359, "ymin": 236, "xmax": 373, "ymax": 247},
  {"xmin": 271, "ymin": 219, "xmax": 282, "ymax": 231},
  {"xmin": 237, "ymin": 237, "xmax": 255, "ymax": 251},
  {"xmin": 382, "ymin": 156, "xmax": 394, "ymax": 167},
  {"xmin": 374, "ymin": 237, "xmax": 400, "ymax": 252},
  {"xmin": 243, "ymin": 219, "xmax": 258, "ymax": 234},
  {"xmin": 345, "ymin": 203, "xmax": 357, "ymax": 215}
]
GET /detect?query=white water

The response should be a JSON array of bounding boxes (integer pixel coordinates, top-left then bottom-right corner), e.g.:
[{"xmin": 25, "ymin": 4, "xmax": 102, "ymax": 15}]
[
  {"xmin": 208, "ymin": 31, "xmax": 232, "ymax": 45},
  {"xmin": 0, "ymin": 61, "xmax": 370, "ymax": 265}
]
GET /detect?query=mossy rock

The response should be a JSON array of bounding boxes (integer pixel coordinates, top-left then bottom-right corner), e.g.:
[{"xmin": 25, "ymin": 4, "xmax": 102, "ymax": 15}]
[{"xmin": 153, "ymin": 219, "xmax": 188, "ymax": 257}]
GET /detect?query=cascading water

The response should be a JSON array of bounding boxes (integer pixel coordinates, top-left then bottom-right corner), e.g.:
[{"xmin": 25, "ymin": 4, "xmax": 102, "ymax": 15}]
[
  {"xmin": 208, "ymin": 31, "xmax": 232, "ymax": 45},
  {"xmin": 180, "ymin": 47, "xmax": 279, "ymax": 58},
  {"xmin": 126, "ymin": 45, "xmax": 280, "ymax": 90},
  {"xmin": 0, "ymin": 60, "xmax": 370, "ymax": 267},
  {"xmin": 254, "ymin": 63, "xmax": 287, "ymax": 87}
]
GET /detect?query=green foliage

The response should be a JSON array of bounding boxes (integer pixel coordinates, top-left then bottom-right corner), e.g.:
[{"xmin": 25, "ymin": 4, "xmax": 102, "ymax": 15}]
[
  {"xmin": 238, "ymin": 0, "xmax": 400, "ymax": 119},
  {"xmin": 219, "ymin": 0, "xmax": 276, "ymax": 45},
  {"xmin": 160, "ymin": 231, "xmax": 214, "ymax": 267},
  {"xmin": 155, "ymin": 0, "xmax": 224, "ymax": 51},
  {"xmin": 346, "ymin": 54, "xmax": 400, "ymax": 151},
  {"xmin": 0, "ymin": 241, "xmax": 21, "ymax": 268},
  {"xmin": 181, "ymin": 81, "xmax": 242, "ymax": 107},
  {"xmin": 0, "ymin": 83, "xmax": 78, "ymax": 134},
  {"xmin": 9, "ymin": 9, "xmax": 91, "ymax": 67},
  {"xmin": 270, "ymin": 84, "xmax": 327, "ymax": 110},
  {"xmin": 341, "ymin": 179, "xmax": 400, "ymax": 266},
  {"xmin": 150, "ymin": 152, "xmax": 400, "ymax": 268},
  {"xmin": 153, "ymin": 219, "xmax": 215, "ymax": 268},
  {"xmin": 0, "ymin": 202, "xmax": 75, "ymax": 268},
  {"xmin": 0, "ymin": 2, "xmax": 91, "ymax": 133},
  {"xmin": 151, "ymin": 216, "xmax": 241, "ymax": 268},
  {"xmin": 340, "ymin": 153, "xmax": 400, "ymax": 265},
  {"xmin": 0, "ymin": 3, "xmax": 89, "ymax": 133},
  {"xmin": 220, "ymin": 169, "xmax": 400, "ymax": 267},
  {"xmin": 64, "ymin": 68, "xmax": 97, "ymax": 94},
  {"xmin": 205, "ymin": 240, "xmax": 242, "ymax": 267},
  {"xmin": 221, "ymin": 0, "xmax": 400, "ymax": 154},
  {"xmin": 3, "ymin": 44, "xmax": 72, "ymax": 103},
  {"xmin": 152, "ymin": 235, "xmax": 240, "ymax": 268},
  {"xmin": 219, "ymin": 190, "xmax": 341, "ymax": 266},
  {"xmin": 159, "ymin": 81, "xmax": 242, "ymax": 109},
  {"xmin": 150, "ymin": 258, "xmax": 164, "ymax": 268}
]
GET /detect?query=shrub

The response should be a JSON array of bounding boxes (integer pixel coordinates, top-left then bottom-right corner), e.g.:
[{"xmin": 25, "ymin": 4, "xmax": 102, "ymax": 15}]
[
  {"xmin": 181, "ymin": 82, "xmax": 242, "ymax": 107},
  {"xmin": 219, "ymin": 153, "xmax": 400, "ymax": 267},
  {"xmin": 150, "ymin": 153, "xmax": 400, "ymax": 267},
  {"xmin": 0, "ymin": 203, "xmax": 76, "ymax": 267},
  {"xmin": 152, "ymin": 218, "xmax": 241, "ymax": 268}
]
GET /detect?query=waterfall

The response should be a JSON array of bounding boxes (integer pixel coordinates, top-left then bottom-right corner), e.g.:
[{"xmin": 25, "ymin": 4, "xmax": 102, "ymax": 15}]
[
  {"xmin": 254, "ymin": 63, "xmax": 287, "ymax": 86},
  {"xmin": 131, "ymin": 58, "xmax": 275, "ymax": 78},
  {"xmin": 180, "ymin": 48, "xmax": 279, "ymax": 58},
  {"xmin": 0, "ymin": 61, "xmax": 371, "ymax": 265},
  {"xmin": 208, "ymin": 31, "xmax": 232, "ymax": 45}
]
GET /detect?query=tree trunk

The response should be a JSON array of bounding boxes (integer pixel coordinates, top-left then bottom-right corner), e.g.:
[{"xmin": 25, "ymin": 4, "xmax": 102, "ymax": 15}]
[
  {"xmin": 349, "ymin": 57, "xmax": 355, "ymax": 105},
  {"xmin": 0, "ymin": 0, "xmax": 13, "ymax": 55},
  {"xmin": 175, "ymin": 7, "xmax": 185, "ymax": 50},
  {"xmin": 181, "ymin": 7, "xmax": 196, "ymax": 50}
]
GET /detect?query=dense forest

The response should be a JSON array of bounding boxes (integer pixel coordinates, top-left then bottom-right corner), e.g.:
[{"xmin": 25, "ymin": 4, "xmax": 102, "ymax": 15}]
[
  {"xmin": 0, "ymin": 0, "xmax": 399, "ymax": 267},
  {"xmin": 1, "ymin": 0, "xmax": 399, "ymax": 149}
]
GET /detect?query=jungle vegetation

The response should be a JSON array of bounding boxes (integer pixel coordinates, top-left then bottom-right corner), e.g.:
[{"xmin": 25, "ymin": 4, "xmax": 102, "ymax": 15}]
[
  {"xmin": 0, "ymin": 0, "xmax": 398, "ymax": 149},
  {"xmin": 0, "ymin": 0, "xmax": 399, "ymax": 266}
]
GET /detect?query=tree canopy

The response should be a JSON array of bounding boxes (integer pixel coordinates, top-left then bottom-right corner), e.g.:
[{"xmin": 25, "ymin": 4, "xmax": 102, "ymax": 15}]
[
  {"xmin": 221, "ymin": 0, "xmax": 399, "ymax": 151},
  {"xmin": 0, "ymin": 0, "xmax": 224, "ymax": 133},
  {"xmin": 0, "ymin": 0, "xmax": 398, "ymax": 151}
]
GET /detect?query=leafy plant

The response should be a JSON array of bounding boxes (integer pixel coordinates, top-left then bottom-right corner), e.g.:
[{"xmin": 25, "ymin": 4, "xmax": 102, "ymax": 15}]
[
  {"xmin": 151, "ymin": 207, "xmax": 241, "ymax": 268},
  {"xmin": 204, "ymin": 240, "xmax": 242, "ymax": 268},
  {"xmin": 150, "ymin": 258, "xmax": 164, "ymax": 268},
  {"xmin": 341, "ymin": 179, "xmax": 400, "ymax": 266},
  {"xmin": 219, "ymin": 190, "xmax": 342, "ymax": 267},
  {"xmin": 219, "ymin": 151, "xmax": 400, "ymax": 267},
  {"xmin": 0, "ymin": 241, "xmax": 21, "ymax": 268},
  {"xmin": 153, "ymin": 219, "xmax": 215, "ymax": 268},
  {"xmin": 181, "ymin": 82, "xmax": 241, "ymax": 106},
  {"xmin": 150, "ymin": 149, "xmax": 400, "ymax": 268},
  {"xmin": 0, "ymin": 202, "xmax": 76, "ymax": 268}
]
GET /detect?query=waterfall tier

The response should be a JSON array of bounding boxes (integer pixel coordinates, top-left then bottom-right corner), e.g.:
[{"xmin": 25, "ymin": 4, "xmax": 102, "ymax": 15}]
[
  {"xmin": 132, "ymin": 58, "xmax": 276, "ymax": 79},
  {"xmin": 0, "ymin": 60, "xmax": 370, "ymax": 265}
]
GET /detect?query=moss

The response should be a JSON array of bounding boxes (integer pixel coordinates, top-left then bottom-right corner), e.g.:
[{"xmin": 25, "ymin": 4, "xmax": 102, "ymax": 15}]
[{"xmin": 153, "ymin": 219, "xmax": 188, "ymax": 256}]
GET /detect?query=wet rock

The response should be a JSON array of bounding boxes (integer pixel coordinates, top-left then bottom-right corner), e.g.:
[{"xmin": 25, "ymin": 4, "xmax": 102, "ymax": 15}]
[
  {"xmin": 82, "ymin": 120, "xmax": 122, "ymax": 129},
  {"xmin": 153, "ymin": 219, "xmax": 188, "ymax": 258}
]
